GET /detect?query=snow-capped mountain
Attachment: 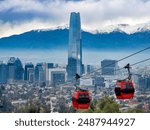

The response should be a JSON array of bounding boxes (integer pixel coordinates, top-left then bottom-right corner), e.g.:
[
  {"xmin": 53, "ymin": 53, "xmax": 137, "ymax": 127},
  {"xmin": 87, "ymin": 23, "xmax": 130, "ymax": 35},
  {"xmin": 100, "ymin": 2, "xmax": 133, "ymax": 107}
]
[
  {"xmin": 34, "ymin": 22, "xmax": 150, "ymax": 34},
  {"xmin": 36, "ymin": 24, "xmax": 69, "ymax": 32},
  {"xmin": 0, "ymin": 22, "xmax": 150, "ymax": 50},
  {"xmin": 91, "ymin": 22, "xmax": 150, "ymax": 34}
]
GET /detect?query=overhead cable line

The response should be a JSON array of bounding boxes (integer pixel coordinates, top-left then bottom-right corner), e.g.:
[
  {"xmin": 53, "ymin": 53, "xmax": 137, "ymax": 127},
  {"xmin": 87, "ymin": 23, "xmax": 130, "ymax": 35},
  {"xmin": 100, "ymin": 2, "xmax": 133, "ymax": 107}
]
[{"xmin": 59, "ymin": 46, "xmax": 150, "ymax": 87}]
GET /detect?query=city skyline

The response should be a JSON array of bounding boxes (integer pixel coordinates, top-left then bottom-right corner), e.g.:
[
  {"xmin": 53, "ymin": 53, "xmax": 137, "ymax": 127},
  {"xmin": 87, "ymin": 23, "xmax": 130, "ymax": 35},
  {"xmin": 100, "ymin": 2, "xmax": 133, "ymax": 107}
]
[
  {"xmin": 1, "ymin": 0, "xmax": 150, "ymax": 114},
  {"xmin": 1, "ymin": 55, "xmax": 150, "ymax": 113},
  {"xmin": 0, "ymin": 50, "xmax": 150, "ymax": 67}
]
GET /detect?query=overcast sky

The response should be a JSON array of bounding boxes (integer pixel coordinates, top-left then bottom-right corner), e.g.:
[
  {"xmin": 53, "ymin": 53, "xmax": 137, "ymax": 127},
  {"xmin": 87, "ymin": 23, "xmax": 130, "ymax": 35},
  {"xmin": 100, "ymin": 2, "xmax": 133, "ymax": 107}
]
[{"xmin": 0, "ymin": 0, "xmax": 150, "ymax": 38}]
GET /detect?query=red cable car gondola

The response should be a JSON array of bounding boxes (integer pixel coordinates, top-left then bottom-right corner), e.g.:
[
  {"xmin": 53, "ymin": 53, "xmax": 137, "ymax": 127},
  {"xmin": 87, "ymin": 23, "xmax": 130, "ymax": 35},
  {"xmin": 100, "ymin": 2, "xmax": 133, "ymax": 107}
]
[
  {"xmin": 72, "ymin": 89, "xmax": 91, "ymax": 109},
  {"xmin": 115, "ymin": 80, "xmax": 134, "ymax": 99},
  {"xmin": 72, "ymin": 74, "xmax": 91, "ymax": 109},
  {"xmin": 114, "ymin": 64, "xmax": 135, "ymax": 99}
]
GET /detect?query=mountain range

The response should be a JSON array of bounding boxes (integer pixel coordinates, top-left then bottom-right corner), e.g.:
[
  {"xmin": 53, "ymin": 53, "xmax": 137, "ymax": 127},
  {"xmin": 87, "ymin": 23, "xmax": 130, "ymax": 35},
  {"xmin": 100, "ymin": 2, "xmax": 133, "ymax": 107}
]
[{"xmin": 0, "ymin": 23, "xmax": 150, "ymax": 50}]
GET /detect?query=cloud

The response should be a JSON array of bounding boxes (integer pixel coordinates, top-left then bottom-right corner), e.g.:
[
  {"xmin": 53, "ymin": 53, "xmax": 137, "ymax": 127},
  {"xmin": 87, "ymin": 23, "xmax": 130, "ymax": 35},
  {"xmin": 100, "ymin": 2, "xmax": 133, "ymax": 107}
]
[
  {"xmin": 0, "ymin": 19, "xmax": 59, "ymax": 38},
  {"xmin": 0, "ymin": 0, "xmax": 150, "ymax": 38}
]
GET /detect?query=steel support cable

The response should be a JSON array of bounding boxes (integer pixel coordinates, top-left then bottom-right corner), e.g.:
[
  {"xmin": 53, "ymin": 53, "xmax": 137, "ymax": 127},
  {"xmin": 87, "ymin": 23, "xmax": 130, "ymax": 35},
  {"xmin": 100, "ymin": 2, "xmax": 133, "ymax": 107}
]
[
  {"xmin": 59, "ymin": 46, "xmax": 150, "ymax": 87},
  {"xmin": 80, "ymin": 46, "xmax": 150, "ymax": 79},
  {"xmin": 79, "ymin": 57, "xmax": 150, "ymax": 80},
  {"xmin": 60, "ymin": 57, "xmax": 150, "ymax": 87}
]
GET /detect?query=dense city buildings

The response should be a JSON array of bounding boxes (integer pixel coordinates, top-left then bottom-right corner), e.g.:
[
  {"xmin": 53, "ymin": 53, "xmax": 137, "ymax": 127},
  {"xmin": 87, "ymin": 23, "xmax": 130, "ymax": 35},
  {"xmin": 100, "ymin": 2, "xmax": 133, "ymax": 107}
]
[
  {"xmin": 67, "ymin": 12, "xmax": 83, "ymax": 80},
  {"xmin": 50, "ymin": 69, "xmax": 66, "ymax": 87},
  {"xmin": 134, "ymin": 74, "xmax": 150, "ymax": 90},
  {"xmin": 93, "ymin": 76, "xmax": 105, "ymax": 88}
]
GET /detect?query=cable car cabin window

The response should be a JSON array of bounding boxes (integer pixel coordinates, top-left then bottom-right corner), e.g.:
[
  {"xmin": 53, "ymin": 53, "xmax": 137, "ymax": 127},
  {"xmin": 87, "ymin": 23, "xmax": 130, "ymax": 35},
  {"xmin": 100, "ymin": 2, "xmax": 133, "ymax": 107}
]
[
  {"xmin": 77, "ymin": 94, "xmax": 90, "ymax": 104},
  {"xmin": 122, "ymin": 83, "xmax": 134, "ymax": 94},
  {"xmin": 115, "ymin": 84, "xmax": 121, "ymax": 96},
  {"xmin": 79, "ymin": 94, "xmax": 89, "ymax": 98}
]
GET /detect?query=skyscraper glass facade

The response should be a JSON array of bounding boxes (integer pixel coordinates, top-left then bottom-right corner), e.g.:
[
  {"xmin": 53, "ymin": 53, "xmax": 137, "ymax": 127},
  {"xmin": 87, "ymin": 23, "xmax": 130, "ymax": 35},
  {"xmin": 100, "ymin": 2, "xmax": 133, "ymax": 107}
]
[
  {"xmin": 67, "ymin": 12, "xmax": 83, "ymax": 80},
  {"xmin": 101, "ymin": 59, "xmax": 117, "ymax": 75},
  {"xmin": 24, "ymin": 63, "xmax": 34, "ymax": 81},
  {"xmin": 0, "ymin": 63, "xmax": 8, "ymax": 84},
  {"xmin": 7, "ymin": 57, "xmax": 24, "ymax": 81}
]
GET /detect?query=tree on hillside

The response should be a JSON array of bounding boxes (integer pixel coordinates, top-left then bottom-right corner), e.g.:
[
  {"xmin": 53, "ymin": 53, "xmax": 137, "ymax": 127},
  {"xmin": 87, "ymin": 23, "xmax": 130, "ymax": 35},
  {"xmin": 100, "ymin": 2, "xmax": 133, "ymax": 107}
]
[
  {"xmin": 78, "ymin": 96, "xmax": 120, "ymax": 113},
  {"xmin": 123, "ymin": 108, "xmax": 145, "ymax": 113}
]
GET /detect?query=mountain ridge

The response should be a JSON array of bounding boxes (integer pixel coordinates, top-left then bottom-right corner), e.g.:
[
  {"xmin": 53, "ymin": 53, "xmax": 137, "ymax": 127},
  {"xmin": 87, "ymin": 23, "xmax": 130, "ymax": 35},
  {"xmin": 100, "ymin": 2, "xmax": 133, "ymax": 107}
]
[{"xmin": 0, "ymin": 25, "xmax": 150, "ymax": 50}]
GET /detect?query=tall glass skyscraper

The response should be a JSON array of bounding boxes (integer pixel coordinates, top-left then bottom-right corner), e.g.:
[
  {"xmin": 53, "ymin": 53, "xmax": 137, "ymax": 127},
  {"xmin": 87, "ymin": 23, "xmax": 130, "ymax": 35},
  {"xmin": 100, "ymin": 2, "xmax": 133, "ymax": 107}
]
[
  {"xmin": 0, "ymin": 62, "xmax": 8, "ymax": 84},
  {"xmin": 35, "ymin": 63, "xmax": 46, "ymax": 84},
  {"xmin": 7, "ymin": 57, "xmax": 24, "ymax": 82},
  {"xmin": 67, "ymin": 12, "xmax": 83, "ymax": 80},
  {"xmin": 24, "ymin": 63, "xmax": 34, "ymax": 81}
]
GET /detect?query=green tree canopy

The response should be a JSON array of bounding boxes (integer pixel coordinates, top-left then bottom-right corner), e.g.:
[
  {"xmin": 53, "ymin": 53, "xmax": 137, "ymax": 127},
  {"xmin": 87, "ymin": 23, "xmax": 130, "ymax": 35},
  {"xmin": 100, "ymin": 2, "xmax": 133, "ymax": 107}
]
[{"xmin": 78, "ymin": 96, "xmax": 120, "ymax": 113}]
